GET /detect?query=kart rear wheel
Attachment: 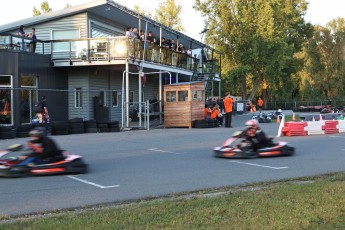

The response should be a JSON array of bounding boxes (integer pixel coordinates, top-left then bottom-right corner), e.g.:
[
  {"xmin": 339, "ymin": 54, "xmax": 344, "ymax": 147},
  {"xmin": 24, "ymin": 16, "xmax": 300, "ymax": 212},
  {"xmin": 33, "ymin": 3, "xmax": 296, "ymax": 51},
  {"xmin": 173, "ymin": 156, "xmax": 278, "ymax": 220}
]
[{"xmin": 284, "ymin": 146, "xmax": 295, "ymax": 156}]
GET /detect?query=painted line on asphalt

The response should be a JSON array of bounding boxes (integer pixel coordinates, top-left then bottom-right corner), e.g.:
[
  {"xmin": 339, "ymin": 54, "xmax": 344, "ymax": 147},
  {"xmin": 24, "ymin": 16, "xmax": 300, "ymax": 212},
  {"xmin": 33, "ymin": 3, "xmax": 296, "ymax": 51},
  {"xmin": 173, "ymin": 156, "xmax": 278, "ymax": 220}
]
[
  {"xmin": 67, "ymin": 175, "xmax": 120, "ymax": 189},
  {"xmin": 230, "ymin": 160, "xmax": 289, "ymax": 170},
  {"xmin": 148, "ymin": 148, "xmax": 186, "ymax": 155}
]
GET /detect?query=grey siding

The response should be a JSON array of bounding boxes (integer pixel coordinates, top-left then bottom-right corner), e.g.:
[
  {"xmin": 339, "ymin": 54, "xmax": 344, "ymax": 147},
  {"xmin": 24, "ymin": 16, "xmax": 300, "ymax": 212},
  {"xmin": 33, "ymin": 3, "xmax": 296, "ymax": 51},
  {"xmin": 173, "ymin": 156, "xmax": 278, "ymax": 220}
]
[
  {"xmin": 0, "ymin": 50, "xmax": 68, "ymax": 126},
  {"xmin": 68, "ymin": 68, "xmax": 90, "ymax": 120}
]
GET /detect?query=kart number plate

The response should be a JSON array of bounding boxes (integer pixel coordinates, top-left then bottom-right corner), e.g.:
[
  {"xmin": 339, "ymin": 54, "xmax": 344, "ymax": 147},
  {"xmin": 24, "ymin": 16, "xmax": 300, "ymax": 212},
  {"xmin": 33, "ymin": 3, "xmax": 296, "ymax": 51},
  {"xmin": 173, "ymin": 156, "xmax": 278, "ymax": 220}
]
[{"xmin": 0, "ymin": 165, "xmax": 8, "ymax": 169}]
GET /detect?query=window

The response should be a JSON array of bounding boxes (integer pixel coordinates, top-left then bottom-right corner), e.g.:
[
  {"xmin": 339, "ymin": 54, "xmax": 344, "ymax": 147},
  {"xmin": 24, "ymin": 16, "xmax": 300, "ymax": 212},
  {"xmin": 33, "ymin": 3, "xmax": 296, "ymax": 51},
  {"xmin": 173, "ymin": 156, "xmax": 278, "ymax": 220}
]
[
  {"xmin": 166, "ymin": 91, "xmax": 176, "ymax": 102},
  {"xmin": 21, "ymin": 75, "xmax": 37, "ymax": 124},
  {"xmin": 0, "ymin": 75, "xmax": 13, "ymax": 125},
  {"xmin": 112, "ymin": 90, "xmax": 121, "ymax": 107},
  {"xmin": 192, "ymin": 90, "xmax": 203, "ymax": 102},
  {"xmin": 178, "ymin": 90, "xmax": 189, "ymax": 102},
  {"xmin": 52, "ymin": 29, "xmax": 80, "ymax": 52},
  {"xmin": 129, "ymin": 91, "xmax": 134, "ymax": 106},
  {"xmin": 75, "ymin": 88, "xmax": 82, "ymax": 108}
]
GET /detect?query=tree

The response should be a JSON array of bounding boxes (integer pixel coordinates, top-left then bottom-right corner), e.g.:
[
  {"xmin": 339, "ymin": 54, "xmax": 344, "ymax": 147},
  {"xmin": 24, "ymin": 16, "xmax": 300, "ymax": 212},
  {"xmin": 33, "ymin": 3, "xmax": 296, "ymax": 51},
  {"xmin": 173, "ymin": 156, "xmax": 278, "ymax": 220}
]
[
  {"xmin": 302, "ymin": 19, "xmax": 345, "ymax": 100},
  {"xmin": 133, "ymin": 5, "xmax": 153, "ymax": 19},
  {"xmin": 194, "ymin": 0, "xmax": 312, "ymax": 102},
  {"xmin": 154, "ymin": 0, "xmax": 184, "ymax": 32},
  {"xmin": 33, "ymin": 1, "xmax": 52, "ymax": 16}
]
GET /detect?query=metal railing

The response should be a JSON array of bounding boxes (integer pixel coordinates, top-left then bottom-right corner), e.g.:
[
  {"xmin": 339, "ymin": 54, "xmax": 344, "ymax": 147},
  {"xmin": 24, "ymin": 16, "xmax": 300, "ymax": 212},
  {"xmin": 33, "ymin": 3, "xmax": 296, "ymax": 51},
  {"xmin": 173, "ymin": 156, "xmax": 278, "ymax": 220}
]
[
  {"xmin": 0, "ymin": 34, "xmax": 46, "ymax": 54},
  {"xmin": 48, "ymin": 36, "xmax": 199, "ymax": 71}
]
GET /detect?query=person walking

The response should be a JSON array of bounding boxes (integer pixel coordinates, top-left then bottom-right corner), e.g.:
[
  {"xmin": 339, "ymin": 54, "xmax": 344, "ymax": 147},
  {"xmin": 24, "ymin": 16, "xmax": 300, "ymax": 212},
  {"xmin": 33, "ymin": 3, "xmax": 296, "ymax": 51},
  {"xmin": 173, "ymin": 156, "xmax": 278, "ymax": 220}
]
[
  {"xmin": 257, "ymin": 97, "xmax": 263, "ymax": 113},
  {"xmin": 223, "ymin": 92, "xmax": 234, "ymax": 128}
]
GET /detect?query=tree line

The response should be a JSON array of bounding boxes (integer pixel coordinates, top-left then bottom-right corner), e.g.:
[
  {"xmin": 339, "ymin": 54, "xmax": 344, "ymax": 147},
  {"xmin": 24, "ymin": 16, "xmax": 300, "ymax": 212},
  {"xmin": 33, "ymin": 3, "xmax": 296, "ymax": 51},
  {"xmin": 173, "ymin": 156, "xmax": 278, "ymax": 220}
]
[{"xmin": 194, "ymin": 0, "xmax": 345, "ymax": 104}]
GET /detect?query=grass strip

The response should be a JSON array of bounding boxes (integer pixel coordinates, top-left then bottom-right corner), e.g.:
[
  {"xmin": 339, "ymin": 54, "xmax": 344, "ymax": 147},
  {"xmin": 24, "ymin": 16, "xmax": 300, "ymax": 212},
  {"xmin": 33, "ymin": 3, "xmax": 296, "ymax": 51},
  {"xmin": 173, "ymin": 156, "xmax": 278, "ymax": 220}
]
[{"xmin": 1, "ymin": 172, "xmax": 345, "ymax": 230}]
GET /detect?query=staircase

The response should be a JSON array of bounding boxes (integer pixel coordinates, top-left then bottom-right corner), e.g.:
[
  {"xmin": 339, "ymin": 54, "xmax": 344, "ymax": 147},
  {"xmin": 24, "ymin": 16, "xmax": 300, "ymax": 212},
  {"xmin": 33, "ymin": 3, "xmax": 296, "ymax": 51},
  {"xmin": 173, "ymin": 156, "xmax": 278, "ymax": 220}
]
[{"xmin": 191, "ymin": 59, "xmax": 216, "ymax": 99}]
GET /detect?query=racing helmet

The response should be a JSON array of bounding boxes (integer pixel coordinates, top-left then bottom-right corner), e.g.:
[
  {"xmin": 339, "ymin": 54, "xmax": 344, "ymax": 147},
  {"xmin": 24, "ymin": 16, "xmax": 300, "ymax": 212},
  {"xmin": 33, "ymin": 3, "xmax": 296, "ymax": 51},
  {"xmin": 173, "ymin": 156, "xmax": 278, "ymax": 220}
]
[
  {"xmin": 278, "ymin": 109, "xmax": 282, "ymax": 113},
  {"xmin": 29, "ymin": 127, "xmax": 47, "ymax": 138},
  {"xmin": 245, "ymin": 119, "xmax": 259, "ymax": 129}
]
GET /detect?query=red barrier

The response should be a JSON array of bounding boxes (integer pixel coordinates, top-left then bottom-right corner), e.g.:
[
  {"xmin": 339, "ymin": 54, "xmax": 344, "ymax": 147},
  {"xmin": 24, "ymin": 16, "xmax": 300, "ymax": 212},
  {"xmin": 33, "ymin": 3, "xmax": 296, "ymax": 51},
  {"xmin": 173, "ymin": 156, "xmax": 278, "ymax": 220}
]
[
  {"xmin": 322, "ymin": 120, "xmax": 339, "ymax": 134},
  {"xmin": 282, "ymin": 122, "xmax": 308, "ymax": 136}
]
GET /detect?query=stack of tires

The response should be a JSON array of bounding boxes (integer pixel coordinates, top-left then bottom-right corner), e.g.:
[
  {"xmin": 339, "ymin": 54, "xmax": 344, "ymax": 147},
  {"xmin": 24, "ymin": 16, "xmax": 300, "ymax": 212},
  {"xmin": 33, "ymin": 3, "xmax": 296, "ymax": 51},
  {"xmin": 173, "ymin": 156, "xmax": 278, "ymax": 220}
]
[
  {"xmin": 68, "ymin": 118, "xmax": 84, "ymax": 134},
  {"xmin": 97, "ymin": 122, "xmax": 109, "ymax": 133},
  {"xmin": 0, "ymin": 126, "xmax": 16, "ymax": 139},
  {"xmin": 34, "ymin": 122, "xmax": 51, "ymax": 135},
  {"xmin": 108, "ymin": 121, "xmax": 120, "ymax": 132},
  {"xmin": 16, "ymin": 124, "xmax": 34, "ymax": 138},
  {"xmin": 84, "ymin": 120, "xmax": 98, "ymax": 133},
  {"xmin": 51, "ymin": 121, "xmax": 68, "ymax": 135},
  {"xmin": 193, "ymin": 119, "xmax": 218, "ymax": 128}
]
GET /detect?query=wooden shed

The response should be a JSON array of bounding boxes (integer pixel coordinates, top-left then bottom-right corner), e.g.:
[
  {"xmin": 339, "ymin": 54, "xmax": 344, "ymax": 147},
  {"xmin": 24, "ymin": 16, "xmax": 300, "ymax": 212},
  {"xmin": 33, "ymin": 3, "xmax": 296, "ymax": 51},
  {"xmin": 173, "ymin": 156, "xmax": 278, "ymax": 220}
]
[{"xmin": 164, "ymin": 82, "xmax": 205, "ymax": 128}]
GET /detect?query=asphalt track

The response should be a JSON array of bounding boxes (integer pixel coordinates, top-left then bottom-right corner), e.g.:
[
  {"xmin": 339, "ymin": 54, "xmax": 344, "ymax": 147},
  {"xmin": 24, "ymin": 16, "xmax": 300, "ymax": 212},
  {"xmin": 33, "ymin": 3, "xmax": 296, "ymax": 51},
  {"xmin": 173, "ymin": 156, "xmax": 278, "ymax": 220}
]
[{"xmin": 1, "ymin": 113, "xmax": 345, "ymax": 217}]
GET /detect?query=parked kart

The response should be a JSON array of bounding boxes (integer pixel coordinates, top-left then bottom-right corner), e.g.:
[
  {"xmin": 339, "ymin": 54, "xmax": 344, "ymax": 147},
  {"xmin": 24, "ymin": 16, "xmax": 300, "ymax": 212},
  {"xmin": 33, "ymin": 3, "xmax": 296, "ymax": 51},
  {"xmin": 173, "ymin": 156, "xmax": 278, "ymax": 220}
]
[
  {"xmin": 320, "ymin": 106, "xmax": 343, "ymax": 114},
  {"xmin": 252, "ymin": 113, "xmax": 272, "ymax": 123},
  {"xmin": 0, "ymin": 144, "xmax": 88, "ymax": 178},
  {"xmin": 214, "ymin": 131, "xmax": 295, "ymax": 159}
]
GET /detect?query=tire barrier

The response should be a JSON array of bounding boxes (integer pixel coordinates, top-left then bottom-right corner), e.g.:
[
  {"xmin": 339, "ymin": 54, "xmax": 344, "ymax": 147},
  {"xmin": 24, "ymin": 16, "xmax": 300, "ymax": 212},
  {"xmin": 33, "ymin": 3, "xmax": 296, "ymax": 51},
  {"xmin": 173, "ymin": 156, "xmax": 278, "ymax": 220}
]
[
  {"xmin": 0, "ymin": 126, "xmax": 16, "ymax": 139},
  {"xmin": 68, "ymin": 118, "xmax": 84, "ymax": 135},
  {"xmin": 193, "ymin": 119, "xmax": 220, "ymax": 128},
  {"xmin": 51, "ymin": 121, "xmax": 68, "ymax": 136},
  {"xmin": 84, "ymin": 120, "xmax": 98, "ymax": 133},
  {"xmin": 108, "ymin": 121, "xmax": 120, "ymax": 132}
]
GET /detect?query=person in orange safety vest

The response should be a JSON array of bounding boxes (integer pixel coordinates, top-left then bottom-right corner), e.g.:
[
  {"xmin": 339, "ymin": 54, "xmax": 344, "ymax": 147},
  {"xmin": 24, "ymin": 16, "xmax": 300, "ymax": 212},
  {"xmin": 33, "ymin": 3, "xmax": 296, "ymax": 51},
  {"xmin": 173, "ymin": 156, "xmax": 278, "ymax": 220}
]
[{"xmin": 223, "ymin": 92, "xmax": 234, "ymax": 128}]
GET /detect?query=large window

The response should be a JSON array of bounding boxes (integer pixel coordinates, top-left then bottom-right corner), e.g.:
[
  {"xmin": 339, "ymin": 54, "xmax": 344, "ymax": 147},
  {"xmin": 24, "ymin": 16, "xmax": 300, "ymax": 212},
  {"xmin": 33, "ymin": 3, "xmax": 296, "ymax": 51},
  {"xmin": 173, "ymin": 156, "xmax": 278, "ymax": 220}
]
[
  {"xmin": 52, "ymin": 29, "xmax": 80, "ymax": 52},
  {"xmin": 75, "ymin": 88, "xmax": 82, "ymax": 108},
  {"xmin": 0, "ymin": 75, "xmax": 13, "ymax": 125},
  {"xmin": 21, "ymin": 76, "xmax": 37, "ymax": 124}
]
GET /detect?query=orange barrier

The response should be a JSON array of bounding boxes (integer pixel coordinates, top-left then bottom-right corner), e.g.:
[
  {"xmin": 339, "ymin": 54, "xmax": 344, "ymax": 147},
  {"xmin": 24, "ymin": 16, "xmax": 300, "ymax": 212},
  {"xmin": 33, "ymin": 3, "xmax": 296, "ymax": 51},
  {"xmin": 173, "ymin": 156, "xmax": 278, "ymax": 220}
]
[
  {"xmin": 282, "ymin": 122, "xmax": 308, "ymax": 136},
  {"xmin": 322, "ymin": 120, "xmax": 339, "ymax": 134}
]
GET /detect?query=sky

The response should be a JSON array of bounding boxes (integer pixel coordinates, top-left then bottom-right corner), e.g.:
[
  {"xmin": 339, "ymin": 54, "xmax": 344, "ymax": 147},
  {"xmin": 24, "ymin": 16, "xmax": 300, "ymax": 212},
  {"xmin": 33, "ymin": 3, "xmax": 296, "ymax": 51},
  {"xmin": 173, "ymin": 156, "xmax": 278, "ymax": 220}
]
[{"xmin": 0, "ymin": 0, "xmax": 344, "ymax": 41}]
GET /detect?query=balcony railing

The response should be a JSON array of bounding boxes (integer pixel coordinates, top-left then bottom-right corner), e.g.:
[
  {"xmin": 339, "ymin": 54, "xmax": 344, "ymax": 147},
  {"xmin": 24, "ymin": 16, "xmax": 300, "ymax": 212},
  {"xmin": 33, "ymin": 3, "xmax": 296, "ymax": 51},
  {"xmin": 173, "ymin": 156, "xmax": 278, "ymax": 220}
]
[
  {"xmin": 49, "ymin": 36, "xmax": 199, "ymax": 71},
  {"xmin": 0, "ymin": 34, "xmax": 47, "ymax": 54}
]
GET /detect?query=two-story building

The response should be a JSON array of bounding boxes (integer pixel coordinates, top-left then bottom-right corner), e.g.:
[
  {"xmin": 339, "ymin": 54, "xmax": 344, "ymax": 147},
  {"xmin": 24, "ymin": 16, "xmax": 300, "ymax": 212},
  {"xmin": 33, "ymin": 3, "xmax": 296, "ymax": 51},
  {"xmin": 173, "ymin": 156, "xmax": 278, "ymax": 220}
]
[{"xmin": 0, "ymin": 0, "xmax": 221, "ymax": 129}]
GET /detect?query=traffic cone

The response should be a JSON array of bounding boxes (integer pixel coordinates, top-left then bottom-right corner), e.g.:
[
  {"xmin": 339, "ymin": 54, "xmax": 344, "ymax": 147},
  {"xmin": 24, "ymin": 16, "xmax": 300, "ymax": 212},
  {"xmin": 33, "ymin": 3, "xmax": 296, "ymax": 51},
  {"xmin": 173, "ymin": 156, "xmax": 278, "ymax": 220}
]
[
  {"xmin": 250, "ymin": 106, "xmax": 254, "ymax": 113},
  {"xmin": 312, "ymin": 116, "xmax": 315, "ymax": 122},
  {"xmin": 292, "ymin": 113, "xmax": 296, "ymax": 121},
  {"xmin": 319, "ymin": 114, "xmax": 323, "ymax": 121},
  {"xmin": 276, "ymin": 115, "xmax": 280, "ymax": 123}
]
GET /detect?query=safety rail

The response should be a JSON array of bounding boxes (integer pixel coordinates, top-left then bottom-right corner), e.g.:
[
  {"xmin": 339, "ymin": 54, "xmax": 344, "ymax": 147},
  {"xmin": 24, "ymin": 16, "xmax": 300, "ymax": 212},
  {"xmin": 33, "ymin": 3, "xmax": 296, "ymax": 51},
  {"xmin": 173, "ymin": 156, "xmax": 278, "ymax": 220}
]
[
  {"xmin": 0, "ymin": 34, "xmax": 46, "ymax": 54},
  {"xmin": 48, "ymin": 36, "xmax": 199, "ymax": 71}
]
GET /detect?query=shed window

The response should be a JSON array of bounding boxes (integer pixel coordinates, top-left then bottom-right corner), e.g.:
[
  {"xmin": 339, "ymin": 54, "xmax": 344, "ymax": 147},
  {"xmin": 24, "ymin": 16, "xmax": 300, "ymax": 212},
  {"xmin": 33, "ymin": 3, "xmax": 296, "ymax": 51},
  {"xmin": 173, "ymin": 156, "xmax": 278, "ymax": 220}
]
[
  {"xmin": 166, "ymin": 91, "xmax": 176, "ymax": 102},
  {"xmin": 178, "ymin": 90, "xmax": 189, "ymax": 102}
]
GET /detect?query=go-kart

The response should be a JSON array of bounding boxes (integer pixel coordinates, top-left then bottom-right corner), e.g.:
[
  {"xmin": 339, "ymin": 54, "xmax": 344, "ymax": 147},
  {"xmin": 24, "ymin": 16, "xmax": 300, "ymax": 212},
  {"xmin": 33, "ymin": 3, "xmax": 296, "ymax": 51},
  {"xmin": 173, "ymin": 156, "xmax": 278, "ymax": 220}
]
[
  {"xmin": 0, "ymin": 144, "xmax": 88, "ymax": 178},
  {"xmin": 214, "ymin": 131, "xmax": 295, "ymax": 159}
]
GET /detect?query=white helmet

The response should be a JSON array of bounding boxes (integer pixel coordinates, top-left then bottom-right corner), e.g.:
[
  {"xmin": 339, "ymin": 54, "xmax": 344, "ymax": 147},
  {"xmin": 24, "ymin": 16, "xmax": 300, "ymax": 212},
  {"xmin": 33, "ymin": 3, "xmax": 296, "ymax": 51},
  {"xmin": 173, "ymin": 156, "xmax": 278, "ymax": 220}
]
[
  {"xmin": 245, "ymin": 119, "xmax": 259, "ymax": 128},
  {"xmin": 278, "ymin": 109, "xmax": 282, "ymax": 113}
]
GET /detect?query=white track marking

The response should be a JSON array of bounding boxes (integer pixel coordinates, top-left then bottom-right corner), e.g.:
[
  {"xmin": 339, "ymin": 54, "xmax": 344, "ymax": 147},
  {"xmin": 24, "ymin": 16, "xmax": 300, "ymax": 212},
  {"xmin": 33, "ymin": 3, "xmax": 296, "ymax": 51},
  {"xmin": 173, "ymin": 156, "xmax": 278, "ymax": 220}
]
[
  {"xmin": 148, "ymin": 148, "xmax": 186, "ymax": 155},
  {"xmin": 67, "ymin": 176, "xmax": 120, "ymax": 189},
  {"xmin": 230, "ymin": 160, "xmax": 288, "ymax": 170}
]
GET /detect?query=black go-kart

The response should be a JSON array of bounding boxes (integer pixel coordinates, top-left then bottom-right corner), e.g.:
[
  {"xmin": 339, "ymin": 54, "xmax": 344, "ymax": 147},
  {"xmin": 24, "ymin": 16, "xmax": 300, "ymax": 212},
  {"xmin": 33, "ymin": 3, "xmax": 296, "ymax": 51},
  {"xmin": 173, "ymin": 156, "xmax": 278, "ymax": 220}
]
[
  {"xmin": 0, "ymin": 144, "xmax": 88, "ymax": 178},
  {"xmin": 214, "ymin": 131, "xmax": 295, "ymax": 159}
]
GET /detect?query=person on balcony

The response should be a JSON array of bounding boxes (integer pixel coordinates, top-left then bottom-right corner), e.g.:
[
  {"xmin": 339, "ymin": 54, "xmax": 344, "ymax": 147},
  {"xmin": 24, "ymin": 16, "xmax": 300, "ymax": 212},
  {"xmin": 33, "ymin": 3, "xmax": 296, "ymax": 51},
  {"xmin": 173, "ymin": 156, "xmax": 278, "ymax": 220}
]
[{"xmin": 28, "ymin": 27, "xmax": 37, "ymax": 53}]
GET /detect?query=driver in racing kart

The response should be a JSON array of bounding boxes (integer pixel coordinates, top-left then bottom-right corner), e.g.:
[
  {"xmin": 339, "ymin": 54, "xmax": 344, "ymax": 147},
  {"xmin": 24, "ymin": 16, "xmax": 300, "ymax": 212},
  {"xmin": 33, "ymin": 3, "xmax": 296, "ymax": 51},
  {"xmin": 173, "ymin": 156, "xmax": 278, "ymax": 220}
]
[
  {"xmin": 241, "ymin": 119, "xmax": 271, "ymax": 153},
  {"xmin": 19, "ymin": 127, "xmax": 64, "ymax": 165}
]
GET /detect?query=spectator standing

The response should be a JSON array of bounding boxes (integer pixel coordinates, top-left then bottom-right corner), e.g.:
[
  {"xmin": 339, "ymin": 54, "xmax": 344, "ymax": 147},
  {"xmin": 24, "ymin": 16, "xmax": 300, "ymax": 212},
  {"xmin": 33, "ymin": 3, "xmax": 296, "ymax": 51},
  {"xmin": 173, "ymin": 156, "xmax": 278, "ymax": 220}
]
[
  {"xmin": 18, "ymin": 25, "xmax": 26, "ymax": 37},
  {"xmin": 223, "ymin": 92, "xmax": 234, "ymax": 128},
  {"xmin": 18, "ymin": 25, "xmax": 28, "ymax": 51},
  {"xmin": 125, "ymin": 27, "xmax": 132, "ymax": 36},
  {"xmin": 257, "ymin": 97, "xmax": 263, "ymax": 112},
  {"xmin": 35, "ymin": 96, "xmax": 49, "ymax": 123},
  {"xmin": 28, "ymin": 27, "xmax": 37, "ymax": 53}
]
